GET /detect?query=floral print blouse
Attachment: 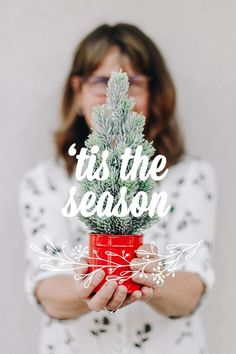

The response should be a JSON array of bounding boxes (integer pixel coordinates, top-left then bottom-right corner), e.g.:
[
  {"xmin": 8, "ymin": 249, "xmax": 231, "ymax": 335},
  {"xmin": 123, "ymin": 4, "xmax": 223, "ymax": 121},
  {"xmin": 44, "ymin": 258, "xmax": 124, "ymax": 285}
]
[{"xmin": 18, "ymin": 153, "xmax": 217, "ymax": 354}]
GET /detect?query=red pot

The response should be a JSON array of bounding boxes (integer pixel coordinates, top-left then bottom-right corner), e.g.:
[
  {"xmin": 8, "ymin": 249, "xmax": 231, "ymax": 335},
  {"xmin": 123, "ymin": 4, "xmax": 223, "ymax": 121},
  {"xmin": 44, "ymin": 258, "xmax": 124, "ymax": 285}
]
[{"xmin": 88, "ymin": 233, "xmax": 143, "ymax": 293}]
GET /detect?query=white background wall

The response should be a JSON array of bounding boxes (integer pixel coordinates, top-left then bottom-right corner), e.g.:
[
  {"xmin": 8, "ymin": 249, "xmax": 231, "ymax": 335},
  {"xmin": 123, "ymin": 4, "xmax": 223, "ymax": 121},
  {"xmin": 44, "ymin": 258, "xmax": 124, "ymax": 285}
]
[{"xmin": 1, "ymin": 0, "xmax": 235, "ymax": 353}]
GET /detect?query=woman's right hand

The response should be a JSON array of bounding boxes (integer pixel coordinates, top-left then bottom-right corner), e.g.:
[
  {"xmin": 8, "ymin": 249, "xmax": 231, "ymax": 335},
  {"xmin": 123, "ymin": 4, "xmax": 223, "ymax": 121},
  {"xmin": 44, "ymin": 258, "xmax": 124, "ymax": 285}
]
[{"xmin": 74, "ymin": 259, "xmax": 153, "ymax": 313}]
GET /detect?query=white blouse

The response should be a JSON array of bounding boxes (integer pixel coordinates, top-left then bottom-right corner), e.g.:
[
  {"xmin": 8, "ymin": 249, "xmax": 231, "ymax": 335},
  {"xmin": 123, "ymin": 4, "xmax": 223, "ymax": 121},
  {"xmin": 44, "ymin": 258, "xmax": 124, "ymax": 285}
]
[{"xmin": 18, "ymin": 153, "xmax": 217, "ymax": 354}]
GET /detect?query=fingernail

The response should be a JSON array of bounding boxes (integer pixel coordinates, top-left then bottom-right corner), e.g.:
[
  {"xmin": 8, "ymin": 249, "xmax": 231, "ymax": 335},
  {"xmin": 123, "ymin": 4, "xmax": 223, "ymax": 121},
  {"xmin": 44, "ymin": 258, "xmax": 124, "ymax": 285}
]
[
  {"xmin": 142, "ymin": 290, "xmax": 148, "ymax": 298},
  {"xmin": 96, "ymin": 270, "xmax": 105, "ymax": 280},
  {"xmin": 118, "ymin": 286, "xmax": 127, "ymax": 294},
  {"xmin": 132, "ymin": 273, "xmax": 139, "ymax": 280},
  {"xmin": 130, "ymin": 261, "xmax": 135, "ymax": 268},
  {"xmin": 106, "ymin": 280, "xmax": 117, "ymax": 288}
]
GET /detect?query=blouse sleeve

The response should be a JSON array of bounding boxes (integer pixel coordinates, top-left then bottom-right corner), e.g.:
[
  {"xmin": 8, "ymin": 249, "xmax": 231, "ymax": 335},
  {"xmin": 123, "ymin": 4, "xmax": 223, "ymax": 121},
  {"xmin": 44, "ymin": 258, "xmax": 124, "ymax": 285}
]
[
  {"xmin": 18, "ymin": 162, "xmax": 75, "ymax": 316},
  {"xmin": 167, "ymin": 158, "xmax": 218, "ymax": 315}
]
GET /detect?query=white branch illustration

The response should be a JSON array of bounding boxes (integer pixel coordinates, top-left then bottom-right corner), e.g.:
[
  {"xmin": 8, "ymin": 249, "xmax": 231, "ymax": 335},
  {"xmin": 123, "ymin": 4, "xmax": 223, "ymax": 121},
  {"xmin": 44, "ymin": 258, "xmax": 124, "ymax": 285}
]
[{"xmin": 30, "ymin": 235, "xmax": 203, "ymax": 288}]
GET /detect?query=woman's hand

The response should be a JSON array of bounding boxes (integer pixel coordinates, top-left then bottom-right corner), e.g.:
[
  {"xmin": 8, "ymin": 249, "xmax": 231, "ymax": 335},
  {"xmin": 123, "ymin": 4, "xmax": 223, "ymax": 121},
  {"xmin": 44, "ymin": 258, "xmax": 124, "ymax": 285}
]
[
  {"xmin": 129, "ymin": 243, "xmax": 160, "ymax": 301},
  {"xmin": 74, "ymin": 255, "xmax": 155, "ymax": 313},
  {"xmin": 130, "ymin": 243, "xmax": 206, "ymax": 317},
  {"xmin": 34, "ymin": 243, "xmax": 158, "ymax": 320}
]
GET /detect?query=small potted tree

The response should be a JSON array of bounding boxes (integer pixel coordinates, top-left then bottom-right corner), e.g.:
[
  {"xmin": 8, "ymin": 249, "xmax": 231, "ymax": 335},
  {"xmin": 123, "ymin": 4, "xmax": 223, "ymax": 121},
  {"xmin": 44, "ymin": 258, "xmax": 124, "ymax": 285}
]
[{"xmin": 76, "ymin": 71, "xmax": 158, "ymax": 293}]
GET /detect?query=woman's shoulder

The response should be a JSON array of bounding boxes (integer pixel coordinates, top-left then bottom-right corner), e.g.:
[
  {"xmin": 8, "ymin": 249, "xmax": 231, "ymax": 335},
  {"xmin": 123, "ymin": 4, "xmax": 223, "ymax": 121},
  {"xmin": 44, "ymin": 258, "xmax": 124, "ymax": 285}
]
[
  {"xmin": 19, "ymin": 157, "xmax": 70, "ymax": 195},
  {"xmin": 21, "ymin": 157, "xmax": 67, "ymax": 181},
  {"xmin": 169, "ymin": 153, "xmax": 216, "ymax": 180},
  {"xmin": 165, "ymin": 153, "xmax": 217, "ymax": 195}
]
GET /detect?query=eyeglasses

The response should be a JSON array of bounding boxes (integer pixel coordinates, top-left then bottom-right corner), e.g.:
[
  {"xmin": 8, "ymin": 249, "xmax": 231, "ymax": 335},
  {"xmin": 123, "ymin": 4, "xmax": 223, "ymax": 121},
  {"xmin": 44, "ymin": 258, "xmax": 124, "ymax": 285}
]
[{"xmin": 79, "ymin": 74, "xmax": 152, "ymax": 97}]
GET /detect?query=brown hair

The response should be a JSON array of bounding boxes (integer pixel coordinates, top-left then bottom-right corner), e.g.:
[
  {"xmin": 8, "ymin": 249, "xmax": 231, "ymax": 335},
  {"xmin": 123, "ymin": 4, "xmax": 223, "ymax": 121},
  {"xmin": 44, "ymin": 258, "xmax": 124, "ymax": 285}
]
[{"xmin": 54, "ymin": 23, "xmax": 185, "ymax": 177}]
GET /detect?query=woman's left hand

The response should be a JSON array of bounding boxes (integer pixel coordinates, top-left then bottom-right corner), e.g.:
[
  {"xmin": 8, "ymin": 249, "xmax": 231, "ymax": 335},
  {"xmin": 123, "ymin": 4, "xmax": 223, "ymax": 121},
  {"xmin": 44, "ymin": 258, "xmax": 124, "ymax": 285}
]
[{"xmin": 129, "ymin": 243, "xmax": 161, "ymax": 302}]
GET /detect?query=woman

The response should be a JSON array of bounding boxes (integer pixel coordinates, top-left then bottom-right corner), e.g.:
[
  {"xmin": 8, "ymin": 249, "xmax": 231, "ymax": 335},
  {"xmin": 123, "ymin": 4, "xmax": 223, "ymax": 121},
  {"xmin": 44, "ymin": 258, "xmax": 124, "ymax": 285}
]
[{"xmin": 19, "ymin": 23, "xmax": 217, "ymax": 353}]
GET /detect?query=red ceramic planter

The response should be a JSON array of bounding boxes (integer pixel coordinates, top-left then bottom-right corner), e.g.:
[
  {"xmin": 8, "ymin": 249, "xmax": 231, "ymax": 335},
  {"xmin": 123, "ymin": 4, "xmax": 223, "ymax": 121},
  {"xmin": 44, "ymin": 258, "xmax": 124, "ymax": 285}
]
[{"xmin": 88, "ymin": 233, "xmax": 143, "ymax": 293}]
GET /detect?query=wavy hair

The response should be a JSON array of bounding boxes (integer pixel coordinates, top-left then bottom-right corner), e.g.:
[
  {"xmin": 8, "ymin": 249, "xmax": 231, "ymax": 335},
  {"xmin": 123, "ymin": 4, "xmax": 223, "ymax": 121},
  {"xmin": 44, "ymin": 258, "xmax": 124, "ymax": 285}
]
[{"xmin": 54, "ymin": 23, "xmax": 185, "ymax": 177}]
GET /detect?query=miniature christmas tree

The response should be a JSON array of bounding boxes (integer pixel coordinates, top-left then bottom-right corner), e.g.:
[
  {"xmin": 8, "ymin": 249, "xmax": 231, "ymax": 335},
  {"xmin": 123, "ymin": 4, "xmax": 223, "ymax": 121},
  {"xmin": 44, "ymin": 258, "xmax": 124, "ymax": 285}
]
[{"xmin": 76, "ymin": 70, "xmax": 159, "ymax": 235}]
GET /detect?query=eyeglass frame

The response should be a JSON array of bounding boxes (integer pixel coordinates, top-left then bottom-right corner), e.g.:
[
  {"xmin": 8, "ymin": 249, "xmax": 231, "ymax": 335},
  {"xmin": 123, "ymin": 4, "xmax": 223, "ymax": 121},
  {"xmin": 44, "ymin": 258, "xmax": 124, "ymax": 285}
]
[{"xmin": 72, "ymin": 73, "xmax": 153, "ymax": 97}]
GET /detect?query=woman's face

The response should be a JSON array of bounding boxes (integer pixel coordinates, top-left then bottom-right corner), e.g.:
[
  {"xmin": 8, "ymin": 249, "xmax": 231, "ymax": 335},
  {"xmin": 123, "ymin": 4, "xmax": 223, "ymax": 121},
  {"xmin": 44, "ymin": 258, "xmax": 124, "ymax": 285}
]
[{"xmin": 71, "ymin": 46, "xmax": 150, "ymax": 129}]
